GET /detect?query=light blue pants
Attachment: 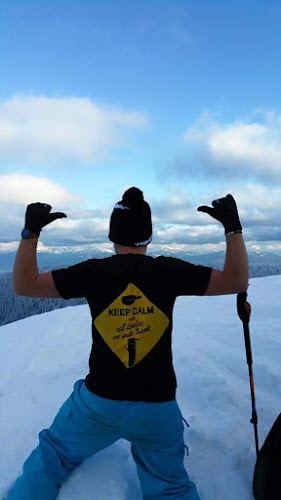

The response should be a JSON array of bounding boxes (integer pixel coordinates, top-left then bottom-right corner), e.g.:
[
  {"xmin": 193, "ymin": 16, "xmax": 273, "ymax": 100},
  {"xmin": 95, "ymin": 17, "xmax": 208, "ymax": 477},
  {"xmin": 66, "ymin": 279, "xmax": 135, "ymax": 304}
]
[{"xmin": 6, "ymin": 379, "xmax": 200, "ymax": 500}]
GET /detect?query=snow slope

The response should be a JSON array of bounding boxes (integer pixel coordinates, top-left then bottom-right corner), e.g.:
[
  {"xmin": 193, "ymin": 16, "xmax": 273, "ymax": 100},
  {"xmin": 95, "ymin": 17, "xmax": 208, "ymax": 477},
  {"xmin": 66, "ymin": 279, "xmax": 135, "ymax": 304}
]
[{"xmin": 1, "ymin": 275, "xmax": 280, "ymax": 499}]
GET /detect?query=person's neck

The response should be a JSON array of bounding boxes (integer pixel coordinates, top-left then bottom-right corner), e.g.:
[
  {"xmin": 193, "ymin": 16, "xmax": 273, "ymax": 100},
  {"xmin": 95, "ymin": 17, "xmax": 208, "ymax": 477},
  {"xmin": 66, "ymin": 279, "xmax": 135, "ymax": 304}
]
[{"xmin": 114, "ymin": 243, "xmax": 147, "ymax": 255}]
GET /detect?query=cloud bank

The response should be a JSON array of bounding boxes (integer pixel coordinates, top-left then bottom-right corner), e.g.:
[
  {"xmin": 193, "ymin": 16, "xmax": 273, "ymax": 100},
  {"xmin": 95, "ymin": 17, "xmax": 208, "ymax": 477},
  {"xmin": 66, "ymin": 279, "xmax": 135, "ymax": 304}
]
[
  {"xmin": 1, "ymin": 173, "xmax": 281, "ymax": 251},
  {"xmin": 0, "ymin": 174, "xmax": 81, "ymax": 207},
  {"xmin": 0, "ymin": 96, "xmax": 148, "ymax": 165},
  {"xmin": 182, "ymin": 110, "xmax": 281, "ymax": 183}
]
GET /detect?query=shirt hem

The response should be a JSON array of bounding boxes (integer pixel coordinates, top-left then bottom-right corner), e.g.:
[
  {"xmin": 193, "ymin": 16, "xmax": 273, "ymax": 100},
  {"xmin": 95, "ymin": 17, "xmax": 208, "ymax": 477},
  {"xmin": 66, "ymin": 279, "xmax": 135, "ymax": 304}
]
[{"xmin": 85, "ymin": 376, "xmax": 176, "ymax": 403}]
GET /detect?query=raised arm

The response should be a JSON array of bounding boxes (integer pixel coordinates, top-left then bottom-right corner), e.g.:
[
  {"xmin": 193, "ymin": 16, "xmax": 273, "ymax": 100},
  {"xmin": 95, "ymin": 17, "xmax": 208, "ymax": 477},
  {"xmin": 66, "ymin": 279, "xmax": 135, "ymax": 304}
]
[
  {"xmin": 13, "ymin": 203, "xmax": 66, "ymax": 298},
  {"xmin": 204, "ymin": 233, "xmax": 248, "ymax": 295},
  {"xmin": 197, "ymin": 194, "xmax": 249, "ymax": 296}
]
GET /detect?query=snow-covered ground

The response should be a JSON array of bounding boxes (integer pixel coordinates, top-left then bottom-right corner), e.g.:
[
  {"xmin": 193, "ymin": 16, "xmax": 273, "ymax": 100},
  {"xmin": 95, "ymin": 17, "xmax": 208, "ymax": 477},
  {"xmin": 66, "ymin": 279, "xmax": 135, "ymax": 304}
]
[{"xmin": 1, "ymin": 275, "xmax": 280, "ymax": 499}]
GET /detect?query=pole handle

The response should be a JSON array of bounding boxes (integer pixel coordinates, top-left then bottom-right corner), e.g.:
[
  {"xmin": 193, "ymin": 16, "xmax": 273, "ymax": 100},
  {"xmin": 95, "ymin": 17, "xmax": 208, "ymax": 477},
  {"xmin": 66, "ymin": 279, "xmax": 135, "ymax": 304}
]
[{"xmin": 237, "ymin": 291, "xmax": 251, "ymax": 323}]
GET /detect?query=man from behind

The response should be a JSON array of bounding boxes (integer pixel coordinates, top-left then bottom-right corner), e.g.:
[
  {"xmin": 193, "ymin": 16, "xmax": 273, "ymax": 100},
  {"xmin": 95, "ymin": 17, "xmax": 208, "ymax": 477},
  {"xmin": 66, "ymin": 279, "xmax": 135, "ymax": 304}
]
[{"xmin": 8, "ymin": 187, "xmax": 248, "ymax": 500}]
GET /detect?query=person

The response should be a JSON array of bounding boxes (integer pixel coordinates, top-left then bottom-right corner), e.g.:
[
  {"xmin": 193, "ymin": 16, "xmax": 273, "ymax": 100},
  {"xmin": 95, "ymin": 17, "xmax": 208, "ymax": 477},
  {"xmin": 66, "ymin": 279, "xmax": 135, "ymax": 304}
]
[{"xmin": 7, "ymin": 187, "xmax": 249, "ymax": 500}]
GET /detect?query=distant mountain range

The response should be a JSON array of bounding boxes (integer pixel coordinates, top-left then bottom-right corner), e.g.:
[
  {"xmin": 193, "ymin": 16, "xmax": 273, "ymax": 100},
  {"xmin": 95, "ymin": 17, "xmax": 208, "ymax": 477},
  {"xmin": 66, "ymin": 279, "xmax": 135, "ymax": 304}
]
[{"xmin": 0, "ymin": 248, "xmax": 280, "ymax": 273}]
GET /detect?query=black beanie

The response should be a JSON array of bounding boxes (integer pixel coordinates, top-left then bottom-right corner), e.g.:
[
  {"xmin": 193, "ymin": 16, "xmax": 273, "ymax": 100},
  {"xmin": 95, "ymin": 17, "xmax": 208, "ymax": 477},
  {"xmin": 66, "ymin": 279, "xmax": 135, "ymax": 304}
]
[{"xmin": 109, "ymin": 187, "xmax": 152, "ymax": 246}]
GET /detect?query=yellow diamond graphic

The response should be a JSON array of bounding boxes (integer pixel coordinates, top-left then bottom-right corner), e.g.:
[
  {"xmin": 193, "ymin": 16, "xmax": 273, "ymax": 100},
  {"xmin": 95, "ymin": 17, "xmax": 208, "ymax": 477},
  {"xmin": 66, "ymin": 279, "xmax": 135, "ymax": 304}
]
[{"xmin": 94, "ymin": 283, "xmax": 170, "ymax": 368}]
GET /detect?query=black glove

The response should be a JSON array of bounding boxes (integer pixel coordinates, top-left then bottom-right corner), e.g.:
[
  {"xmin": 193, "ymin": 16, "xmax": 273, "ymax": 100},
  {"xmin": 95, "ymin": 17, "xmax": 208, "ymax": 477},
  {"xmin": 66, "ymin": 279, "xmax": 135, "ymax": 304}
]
[
  {"xmin": 197, "ymin": 194, "xmax": 242, "ymax": 235},
  {"xmin": 24, "ymin": 203, "xmax": 67, "ymax": 237}
]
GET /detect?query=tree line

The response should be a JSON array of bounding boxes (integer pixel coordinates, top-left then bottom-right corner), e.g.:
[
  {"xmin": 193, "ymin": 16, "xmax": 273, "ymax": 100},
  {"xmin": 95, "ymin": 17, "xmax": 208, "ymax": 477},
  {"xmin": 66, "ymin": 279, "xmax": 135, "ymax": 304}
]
[{"xmin": 0, "ymin": 268, "xmax": 86, "ymax": 327}]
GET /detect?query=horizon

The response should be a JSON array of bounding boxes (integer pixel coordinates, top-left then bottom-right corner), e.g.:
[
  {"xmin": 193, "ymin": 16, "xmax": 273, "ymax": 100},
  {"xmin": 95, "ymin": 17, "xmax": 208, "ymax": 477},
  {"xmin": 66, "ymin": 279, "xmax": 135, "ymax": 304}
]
[{"xmin": 1, "ymin": 244, "xmax": 281, "ymax": 277}]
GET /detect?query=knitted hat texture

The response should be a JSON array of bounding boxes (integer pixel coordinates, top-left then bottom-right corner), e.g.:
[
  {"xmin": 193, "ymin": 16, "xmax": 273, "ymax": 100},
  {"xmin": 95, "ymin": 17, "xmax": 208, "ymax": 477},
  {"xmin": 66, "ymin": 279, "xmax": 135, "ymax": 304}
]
[{"xmin": 109, "ymin": 187, "xmax": 152, "ymax": 246}]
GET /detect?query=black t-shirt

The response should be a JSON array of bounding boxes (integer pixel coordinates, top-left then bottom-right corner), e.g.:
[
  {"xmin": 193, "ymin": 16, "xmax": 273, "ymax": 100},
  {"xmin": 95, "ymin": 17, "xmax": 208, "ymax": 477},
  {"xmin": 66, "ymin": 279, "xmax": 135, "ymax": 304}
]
[{"xmin": 52, "ymin": 254, "xmax": 212, "ymax": 402}]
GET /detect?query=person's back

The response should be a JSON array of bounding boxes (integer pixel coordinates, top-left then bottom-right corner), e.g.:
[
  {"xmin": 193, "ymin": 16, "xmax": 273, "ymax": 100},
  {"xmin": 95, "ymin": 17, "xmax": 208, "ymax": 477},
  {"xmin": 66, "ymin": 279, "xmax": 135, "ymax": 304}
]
[{"xmin": 52, "ymin": 252, "xmax": 211, "ymax": 403}]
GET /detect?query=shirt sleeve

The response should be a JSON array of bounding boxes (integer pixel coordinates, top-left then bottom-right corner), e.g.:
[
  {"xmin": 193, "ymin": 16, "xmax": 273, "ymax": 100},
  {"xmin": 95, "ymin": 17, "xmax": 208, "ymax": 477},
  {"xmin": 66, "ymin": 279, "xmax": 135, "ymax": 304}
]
[
  {"xmin": 52, "ymin": 259, "xmax": 97, "ymax": 299},
  {"xmin": 162, "ymin": 257, "xmax": 212, "ymax": 297}
]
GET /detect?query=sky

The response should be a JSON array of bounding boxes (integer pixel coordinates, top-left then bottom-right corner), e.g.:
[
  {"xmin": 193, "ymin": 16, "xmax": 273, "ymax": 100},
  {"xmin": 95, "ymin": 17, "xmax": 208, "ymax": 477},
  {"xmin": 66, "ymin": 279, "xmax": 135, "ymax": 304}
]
[{"xmin": 1, "ymin": 0, "xmax": 281, "ymax": 255}]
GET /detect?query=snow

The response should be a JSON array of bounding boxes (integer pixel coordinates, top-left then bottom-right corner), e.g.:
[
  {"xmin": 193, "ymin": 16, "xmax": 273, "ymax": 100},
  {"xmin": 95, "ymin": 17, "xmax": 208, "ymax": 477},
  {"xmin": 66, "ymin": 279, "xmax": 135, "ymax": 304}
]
[{"xmin": 1, "ymin": 275, "xmax": 281, "ymax": 499}]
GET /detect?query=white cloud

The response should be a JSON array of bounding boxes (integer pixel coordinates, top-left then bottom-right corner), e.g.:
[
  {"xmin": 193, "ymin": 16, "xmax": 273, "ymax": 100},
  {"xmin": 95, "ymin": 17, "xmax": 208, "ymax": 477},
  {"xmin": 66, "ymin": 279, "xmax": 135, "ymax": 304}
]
[
  {"xmin": 45, "ymin": 218, "xmax": 109, "ymax": 245},
  {"xmin": 0, "ymin": 173, "xmax": 84, "ymax": 244},
  {"xmin": 154, "ymin": 224, "xmax": 222, "ymax": 245},
  {"xmin": 236, "ymin": 184, "xmax": 281, "ymax": 224},
  {"xmin": 151, "ymin": 183, "xmax": 281, "ymax": 230},
  {"xmin": 0, "ymin": 172, "xmax": 110, "ymax": 246},
  {"xmin": 1, "ymin": 173, "xmax": 281, "ymax": 250},
  {"xmin": 196, "ymin": 184, "xmax": 281, "ymax": 228},
  {"xmin": 151, "ymin": 188, "xmax": 194, "ymax": 224},
  {"xmin": 0, "ymin": 95, "xmax": 148, "ymax": 165},
  {"xmin": 0, "ymin": 173, "xmax": 81, "ymax": 207},
  {"xmin": 183, "ymin": 110, "xmax": 281, "ymax": 182},
  {"xmin": 149, "ymin": 183, "xmax": 281, "ymax": 246}
]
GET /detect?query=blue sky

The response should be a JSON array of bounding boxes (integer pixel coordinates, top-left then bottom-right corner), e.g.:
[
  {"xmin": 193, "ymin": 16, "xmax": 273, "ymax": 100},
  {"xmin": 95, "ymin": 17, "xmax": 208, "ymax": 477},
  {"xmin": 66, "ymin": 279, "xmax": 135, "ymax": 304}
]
[{"xmin": 1, "ymin": 0, "xmax": 281, "ymax": 255}]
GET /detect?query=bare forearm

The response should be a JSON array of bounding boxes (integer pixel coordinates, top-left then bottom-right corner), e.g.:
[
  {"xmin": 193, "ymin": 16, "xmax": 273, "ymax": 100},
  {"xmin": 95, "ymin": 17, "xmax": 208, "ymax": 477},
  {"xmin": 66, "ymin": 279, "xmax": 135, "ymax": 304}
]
[
  {"xmin": 13, "ymin": 236, "xmax": 39, "ymax": 293},
  {"xmin": 223, "ymin": 233, "xmax": 249, "ymax": 290}
]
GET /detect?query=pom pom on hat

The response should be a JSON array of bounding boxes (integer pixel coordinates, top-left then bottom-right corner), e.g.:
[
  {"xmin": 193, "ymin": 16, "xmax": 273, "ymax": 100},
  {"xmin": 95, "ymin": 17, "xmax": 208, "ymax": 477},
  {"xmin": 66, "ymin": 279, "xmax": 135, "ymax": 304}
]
[
  {"xmin": 122, "ymin": 187, "xmax": 144, "ymax": 207},
  {"xmin": 109, "ymin": 187, "xmax": 152, "ymax": 246}
]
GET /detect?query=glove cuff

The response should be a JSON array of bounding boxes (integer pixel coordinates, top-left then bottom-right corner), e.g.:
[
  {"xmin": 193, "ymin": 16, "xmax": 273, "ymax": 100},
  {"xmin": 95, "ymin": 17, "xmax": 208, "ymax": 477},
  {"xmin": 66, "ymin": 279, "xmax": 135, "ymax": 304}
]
[
  {"xmin": 24, "ymin": 225, "xmax": 41, "ymax": 237},
  {"xmin": 224, "ymin": 218, "xmax": 242, "ymax": 235},
  {"xmin": 225, "ymin": 229, "xmax": 243, "ymax": 237}
]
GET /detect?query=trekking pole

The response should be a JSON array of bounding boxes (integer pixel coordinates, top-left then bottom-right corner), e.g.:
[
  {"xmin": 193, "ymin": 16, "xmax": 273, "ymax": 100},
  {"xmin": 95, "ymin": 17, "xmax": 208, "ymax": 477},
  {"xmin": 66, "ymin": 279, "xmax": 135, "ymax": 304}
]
[{"xmin": 237, "ymin": 291, "xmax": 259, "ymax": 458}]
